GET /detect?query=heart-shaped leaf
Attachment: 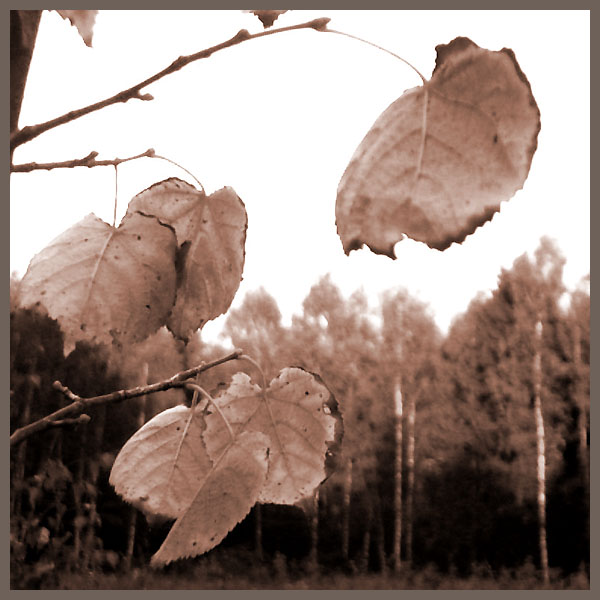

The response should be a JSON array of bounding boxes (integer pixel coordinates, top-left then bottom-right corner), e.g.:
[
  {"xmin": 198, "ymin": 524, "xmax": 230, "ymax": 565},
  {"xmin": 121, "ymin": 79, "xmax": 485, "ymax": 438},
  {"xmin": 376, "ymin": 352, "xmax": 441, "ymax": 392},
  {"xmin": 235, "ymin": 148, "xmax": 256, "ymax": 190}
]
[
  {"xmin": 109, "ymin": 404, "xmax": 213, "ymax": 520},
  {"xmin": 19, "ymin": 212, "xmax": 177, "ymax": 353},
  {"xmin": 336, "ymin": 36, "xmax": 541, "ymax": 255},
  {"xmin": 204, "ymin": 368, "xmax": 342, "ymax": 505},
  {"xmin": 150, "ymin": 431, "xmax": 269, "ymax": 566},
  {"xmin": 127, "ymin": 179, "xmax": 247, "ymax": 340}
]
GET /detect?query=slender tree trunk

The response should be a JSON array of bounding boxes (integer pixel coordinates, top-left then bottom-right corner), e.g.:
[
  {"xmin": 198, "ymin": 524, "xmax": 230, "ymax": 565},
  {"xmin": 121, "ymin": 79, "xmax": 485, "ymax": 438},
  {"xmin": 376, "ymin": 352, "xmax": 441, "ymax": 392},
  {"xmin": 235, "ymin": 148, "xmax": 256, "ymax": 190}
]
[
  {"xmin": 341, "ymin": 457, "xmax": 353, "ymax": 564},
  {"xmin": 405, "ymin": 383, "xmax": 416, "ymax": 566},
  {"xmin": 71, "ymin": 426, "xmax": 86, "ymax": 571},
  {"xmin": 11, "ymin": 381, "xmax": 33, "ymax": 516},
  {"xmin": 254, "ymin": 503, "xmax": 263, "ymax": 561},
  {"xmin": 373, "ymin": 488, "xmax": 387, "ymax": 573},
  {"xmin": 125, "ymin": 363, "xmax": 149, "ymax": 570},
  {"xmin": 392, "ymin": 379, "xmax": 403, "ymax": 572},
  {"xmin": 308, "ymin": 488, "xmax": 320, "ymax": 572},
  {"xmin": 534, "ymin": 320, "xmax": 550, "ymax": 584},
  {"xmin": 359, "ymin": 490, "xmax": 372, "ymax": 573},
  {"xmin": 83, "ymin": 404, "xmax": 106, "ymax": 570},
  {"xmin": 572, "ymin": 325, "xmax": 589, "ymax": 485}
]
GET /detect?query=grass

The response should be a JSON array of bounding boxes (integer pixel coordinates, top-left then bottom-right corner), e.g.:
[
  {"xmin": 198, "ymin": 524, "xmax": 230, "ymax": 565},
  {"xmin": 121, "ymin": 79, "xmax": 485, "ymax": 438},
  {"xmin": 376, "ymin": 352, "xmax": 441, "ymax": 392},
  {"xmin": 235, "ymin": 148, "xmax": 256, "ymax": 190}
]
[{"xmin": 28, "ymin": 554, "xmax": 590, "ymax": 590}]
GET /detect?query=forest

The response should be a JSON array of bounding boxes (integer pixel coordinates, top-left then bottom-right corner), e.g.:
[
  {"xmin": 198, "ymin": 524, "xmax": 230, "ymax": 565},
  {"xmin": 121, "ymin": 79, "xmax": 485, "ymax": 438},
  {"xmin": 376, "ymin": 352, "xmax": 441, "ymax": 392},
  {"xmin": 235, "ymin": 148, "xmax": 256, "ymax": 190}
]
[{"xmin": 9, "ymin": 236, "xmax": 590, "ymax": 589}]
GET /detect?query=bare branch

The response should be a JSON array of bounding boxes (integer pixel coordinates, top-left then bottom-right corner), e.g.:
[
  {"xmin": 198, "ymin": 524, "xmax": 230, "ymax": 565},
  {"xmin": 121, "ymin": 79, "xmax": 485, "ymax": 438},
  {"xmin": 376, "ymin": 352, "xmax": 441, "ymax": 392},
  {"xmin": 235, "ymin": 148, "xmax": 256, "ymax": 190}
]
[
  {"xmin": 10, "ymin": 349, "xmax": 243, "ymax": 447},
  {"xmin": 11, "ymin": 148, "xmax": 156, "ymax": 173},
  {"xmin": 10, "ymin": 17, "xmax": 331, "ymax": 152}
]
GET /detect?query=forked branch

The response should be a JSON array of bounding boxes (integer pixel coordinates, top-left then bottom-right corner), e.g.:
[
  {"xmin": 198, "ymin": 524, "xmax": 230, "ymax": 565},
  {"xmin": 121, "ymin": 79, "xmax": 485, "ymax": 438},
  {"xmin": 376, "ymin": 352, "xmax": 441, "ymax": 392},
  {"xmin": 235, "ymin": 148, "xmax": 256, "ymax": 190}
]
[{"xmin": 10, "ymin": 349, "xmax": 243, "ymax": 447}]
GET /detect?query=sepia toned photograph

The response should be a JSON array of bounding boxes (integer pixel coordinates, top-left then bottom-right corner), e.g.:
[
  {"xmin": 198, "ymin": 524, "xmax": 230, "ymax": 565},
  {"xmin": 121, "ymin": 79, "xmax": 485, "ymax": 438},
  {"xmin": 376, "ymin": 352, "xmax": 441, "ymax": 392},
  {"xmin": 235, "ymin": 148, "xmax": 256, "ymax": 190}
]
[{"xmin": 9, "ymin": 8, "xmax": 589, "ymax": 590}]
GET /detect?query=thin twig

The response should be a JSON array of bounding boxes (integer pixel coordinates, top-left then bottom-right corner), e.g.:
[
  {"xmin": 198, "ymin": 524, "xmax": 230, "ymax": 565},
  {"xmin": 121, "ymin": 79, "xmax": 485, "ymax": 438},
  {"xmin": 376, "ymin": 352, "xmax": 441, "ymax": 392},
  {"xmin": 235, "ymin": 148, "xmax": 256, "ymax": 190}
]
[
  {"xmin": 10, "ymin": 348, "xmax": 244, "ymax": 447},
  {"xmin": 10, "ymin": 18, "xmax": 331, "ymax": 152},
  {"xmin": 10, "ymin": 148, "xmax": 156, "ymax": 173},
  {"xmin": 48, "ymin": 414, "xmax": 91, "ymax": 427},
  {"xmin": 12, "ymin": 148, "xmax": 206, "ymax": 194}
]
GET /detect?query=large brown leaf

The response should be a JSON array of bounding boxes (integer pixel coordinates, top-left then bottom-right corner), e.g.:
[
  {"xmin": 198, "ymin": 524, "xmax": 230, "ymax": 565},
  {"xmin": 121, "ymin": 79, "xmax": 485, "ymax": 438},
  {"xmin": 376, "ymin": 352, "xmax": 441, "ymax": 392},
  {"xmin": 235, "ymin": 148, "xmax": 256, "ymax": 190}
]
[
  {"xmin": 336, "ymin": 36, "xmax": 541, "ymax": 256},
  {"xmin": 127, "ymin": 179, "xmax": 247, "ymax": 340},
  {"xmin": 19, "ymin": 212, "xmax": 177, "ymax": 352},
  {"xmin": 204, "ymin": 368, "xmax": 342, "ymax": 505},
  {"xmin": 150, "ymin": 431, "xmax": 269, "ymax": 566},
  {"xmin": 109, "ymin": 404, "xmax": 213, "ymax": 521}
]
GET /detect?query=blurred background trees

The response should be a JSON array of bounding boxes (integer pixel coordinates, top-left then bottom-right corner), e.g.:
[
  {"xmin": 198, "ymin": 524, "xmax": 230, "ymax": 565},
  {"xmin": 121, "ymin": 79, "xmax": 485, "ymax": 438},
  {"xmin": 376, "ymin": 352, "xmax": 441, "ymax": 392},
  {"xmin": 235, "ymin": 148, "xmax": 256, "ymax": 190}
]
[{"xmin": 10, "ymin": 236, "xmax": 589, "ymax": 585}]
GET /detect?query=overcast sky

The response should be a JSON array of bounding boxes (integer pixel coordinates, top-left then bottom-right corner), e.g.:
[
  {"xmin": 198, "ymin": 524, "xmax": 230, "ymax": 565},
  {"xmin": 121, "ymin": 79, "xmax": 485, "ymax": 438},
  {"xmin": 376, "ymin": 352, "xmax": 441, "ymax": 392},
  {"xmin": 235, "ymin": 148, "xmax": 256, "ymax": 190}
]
[{"xmin": 10, "ymin": 9, "xmax": 590, "ymax": 341}]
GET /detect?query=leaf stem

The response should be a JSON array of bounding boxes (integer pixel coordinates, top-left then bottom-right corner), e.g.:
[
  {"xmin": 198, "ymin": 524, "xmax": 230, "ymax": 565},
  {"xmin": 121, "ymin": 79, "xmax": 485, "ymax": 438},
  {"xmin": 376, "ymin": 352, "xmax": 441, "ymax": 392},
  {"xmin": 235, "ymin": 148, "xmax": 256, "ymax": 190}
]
[
  {"xmin": 238, "ymin": 354, "xmax": 268, "ymax": 391},
  {"xmin": 152, "ymin": 154, "xmax": 205, "ymax": 194},
  {"xmin": 10, "ymin": 348, "xmax": 244, "ymax": 447},
  {"xmin": 113, "ymin": 164, "xmax": 118, "ymax": 228},
  {"xmin": 183, "ymin": 382, "xmax": 235, "ymax": 442},
  {"xmin": 325, "ymin": 27, "xmax": 427, "ymax": 84}
]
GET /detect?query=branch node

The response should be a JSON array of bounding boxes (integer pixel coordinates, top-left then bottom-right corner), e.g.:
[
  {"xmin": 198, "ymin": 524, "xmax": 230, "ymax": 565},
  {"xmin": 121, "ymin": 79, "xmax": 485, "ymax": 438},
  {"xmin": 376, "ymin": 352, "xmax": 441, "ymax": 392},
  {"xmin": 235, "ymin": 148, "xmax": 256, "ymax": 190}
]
[
  {"xmin": 50, "ymin": 414, "xmax": 91, "ymax": 428},
  {"xmin": 235, "ymin": 29, "xmax": 252, "ymax": 42},
  {"xmin": 53, "ymin": 380, "xmax": 81, "ymax": 402},
  {"xmin": 309, "ymin": 18, "xmax": 331, "ymax": 31}
]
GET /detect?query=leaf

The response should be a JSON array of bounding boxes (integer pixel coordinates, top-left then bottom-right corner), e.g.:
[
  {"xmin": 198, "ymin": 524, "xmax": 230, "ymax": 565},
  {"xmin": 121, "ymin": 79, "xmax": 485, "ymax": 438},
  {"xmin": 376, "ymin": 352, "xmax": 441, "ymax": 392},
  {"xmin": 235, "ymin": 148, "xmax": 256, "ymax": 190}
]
[
  {"xmin": 246, "ymin": 10, "xmax": 288, "ymax": 28},
  {"xmin": 336, "ymin": 36, "xmax": 541, "ymax": 255},
  {"xmin": 109, "ymin": 404, "xmax": 213, "ymax": 521},
  {"xmin": 204, "ymin": 368, "xmax": 342, "ymax": 505},
  {"xmin": 150, "ymin": 431, "xmax": 269, "ymax": 566},
  {"xmin": 19, "ymin": 212, "xmax": 177, "ymax": 353},
  {"xmin": 56, "ymin": 10, "xmax": 97, "ymax": 47},
  {"xmin": 127, "ymin": 178, "xmax": 247, "ymax": 341}
]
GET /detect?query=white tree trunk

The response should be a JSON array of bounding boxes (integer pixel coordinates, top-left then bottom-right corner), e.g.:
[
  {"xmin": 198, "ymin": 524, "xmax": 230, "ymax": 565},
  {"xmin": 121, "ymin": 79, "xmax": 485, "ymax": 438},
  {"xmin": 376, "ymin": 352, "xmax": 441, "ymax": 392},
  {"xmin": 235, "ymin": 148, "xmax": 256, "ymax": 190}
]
[
  {"xmin": 405, "ymin": 385, "xmax": 416, "ymax": 566},
  {"xmin": 393, "ymin": 379, "xmax": 403, "ymax": 571},
  {"xmin": 534, "ymin": 321, "xmax": 549, "ymax": 584},
  {"xmin": 573, "ymin": 325, "xmax": 589, "ymax": 484}
]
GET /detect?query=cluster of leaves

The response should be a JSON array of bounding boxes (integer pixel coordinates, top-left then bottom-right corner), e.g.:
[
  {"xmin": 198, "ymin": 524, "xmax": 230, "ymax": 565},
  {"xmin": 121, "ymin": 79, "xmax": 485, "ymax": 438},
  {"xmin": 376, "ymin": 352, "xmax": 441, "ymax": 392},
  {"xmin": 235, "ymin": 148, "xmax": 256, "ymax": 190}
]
[
  {"xmin": 109, "ymin": 366, "xmax": 341, "ymax": 565},
  {"xmin": 19, "ymin": 179, "xmax": 247, "ymax": 353}
]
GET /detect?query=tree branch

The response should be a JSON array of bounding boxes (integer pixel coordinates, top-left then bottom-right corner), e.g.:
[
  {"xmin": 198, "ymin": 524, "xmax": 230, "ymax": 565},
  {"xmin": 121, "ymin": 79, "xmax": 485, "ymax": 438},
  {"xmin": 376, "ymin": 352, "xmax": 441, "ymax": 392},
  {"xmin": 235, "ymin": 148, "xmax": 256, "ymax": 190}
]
[
  {"xmin": 10, "ymin": 17, "xmax": 331, "ymax": 153},
  {"xmin": 10, "ymin": 349, "xmax": 243, "ymax": 447},
  {"xmin": 10, "ymin": 148, "xmax": 156, "ymax": 173}
]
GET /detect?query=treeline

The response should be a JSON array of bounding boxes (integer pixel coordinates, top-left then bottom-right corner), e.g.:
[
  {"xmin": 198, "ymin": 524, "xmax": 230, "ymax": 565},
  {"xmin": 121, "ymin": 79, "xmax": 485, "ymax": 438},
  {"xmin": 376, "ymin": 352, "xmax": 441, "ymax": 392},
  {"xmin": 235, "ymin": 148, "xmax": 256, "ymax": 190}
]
[{"xmin": 10, "ymin": 237, "xmax": 589, "ymax": 586}]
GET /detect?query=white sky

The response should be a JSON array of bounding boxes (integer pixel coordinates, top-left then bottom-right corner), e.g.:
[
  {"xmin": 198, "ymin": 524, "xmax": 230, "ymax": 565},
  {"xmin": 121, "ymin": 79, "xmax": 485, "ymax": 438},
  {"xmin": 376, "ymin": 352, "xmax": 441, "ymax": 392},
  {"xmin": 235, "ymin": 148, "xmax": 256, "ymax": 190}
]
[{"xmin": 10, "ymin": 10, "xmax": 590, "ymax": 341}]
